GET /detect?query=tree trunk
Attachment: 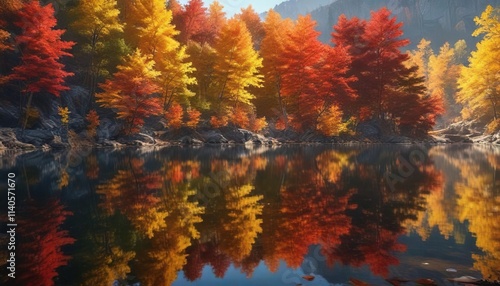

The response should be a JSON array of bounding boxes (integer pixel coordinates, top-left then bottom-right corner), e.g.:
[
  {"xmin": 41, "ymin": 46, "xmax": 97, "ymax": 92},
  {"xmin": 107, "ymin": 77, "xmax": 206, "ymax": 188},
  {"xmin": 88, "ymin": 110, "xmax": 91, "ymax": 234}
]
[{"xmin": 21, "ymin": 91, "xmax": 34, "ymax": 135}]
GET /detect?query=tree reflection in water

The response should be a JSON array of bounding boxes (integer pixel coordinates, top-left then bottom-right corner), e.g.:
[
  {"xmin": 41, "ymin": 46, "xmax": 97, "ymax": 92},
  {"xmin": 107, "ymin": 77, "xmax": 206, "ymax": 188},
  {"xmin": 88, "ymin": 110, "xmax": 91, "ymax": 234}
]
[{"xmin": 4, "ymin": 145, "xmax": 499, "ymax": 285}]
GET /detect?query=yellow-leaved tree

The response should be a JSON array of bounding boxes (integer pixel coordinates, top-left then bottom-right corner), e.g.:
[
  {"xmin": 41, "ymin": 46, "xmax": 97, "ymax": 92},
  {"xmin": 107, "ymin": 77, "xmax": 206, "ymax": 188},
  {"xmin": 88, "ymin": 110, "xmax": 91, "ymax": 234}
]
[
  {"xmin": 257, "ymin": 10, "xmax": 294, "ymax": 124},
  {"xmin": 212, "ymin": 18, "xmax": 263, "ymax": 117},
  {"xmin": 123, "ymin": 0, "xmax": 195, "ymax": 112},
  {"xmin": 458, "ymin": 5, "xmax": 500, "ymax": 132},
  {"xmin": 70, "ymin": 0, "xmax": 124, "ymax": 103}
]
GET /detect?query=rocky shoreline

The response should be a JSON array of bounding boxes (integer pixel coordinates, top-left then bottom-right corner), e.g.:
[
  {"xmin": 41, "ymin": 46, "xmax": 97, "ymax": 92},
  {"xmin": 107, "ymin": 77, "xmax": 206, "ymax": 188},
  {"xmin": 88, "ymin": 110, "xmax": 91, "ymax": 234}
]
[{"xmin": 1, "ymin": 121, "xmax": 499, "ymax": 153}]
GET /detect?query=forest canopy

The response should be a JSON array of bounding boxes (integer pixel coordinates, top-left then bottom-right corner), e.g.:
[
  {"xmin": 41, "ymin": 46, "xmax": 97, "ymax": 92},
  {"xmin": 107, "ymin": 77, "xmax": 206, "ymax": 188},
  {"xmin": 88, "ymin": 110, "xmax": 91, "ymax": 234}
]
[{"xmin": 1, "ymin": 1, "xmax": 499, "ymax": 138}]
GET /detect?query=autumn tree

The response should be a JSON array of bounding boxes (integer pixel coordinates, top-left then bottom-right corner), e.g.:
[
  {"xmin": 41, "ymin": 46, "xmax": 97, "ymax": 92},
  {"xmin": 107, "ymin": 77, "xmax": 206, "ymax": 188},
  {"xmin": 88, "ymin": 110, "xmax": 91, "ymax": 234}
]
[
  {"xmin": 257, "ymin": 10, "xmax": 293, "ymax": 124},
  {"xmin": 212, "ymin": 18, "xmax": 262, "ymax": 116},
  {"xmin": 236, "ymin": 5, "xmax": 265, "ymax": 49},
  {"xmin": 427, "ymin": 42, "xmax": 462, "ymax": 123},
  {"xmin": 406, "ymin": 39, "xmax": 433, "ymax": 81},
  {"xmin": 331, "ymin": 14, "xmax": 366, "ymax": 116},
  {"xmin": 280, "ymin": 15, "xmax": 325, "ymax": 130},
  {"xmin": 186, "ymin": 41, "xmax": 217, "ymax": 110},
  {"xmin": 358, "ymin": 8, "xmax": 411, "ymax": 119},
  {"xmin": 458, "ymin": 5, "xmax": 500, "ymax": 132},
  {"xmin": 10, "ymin": 1, "xmax": 74, "ymax": 130},
  {"xmin": 0, "ymin": 20, "xmax": 10, "ymax": 52},
  {"xmin": 179, "ymin": 0, "xmax": 209, "ymax": 43},
  {"xmin": 205, "ymin": 1, "xmax": 226, "ymax": 44},
  {"xmin": 0, "ymin": 20, "xmax": 10, "ymax": 85},
  {"xmin": 96, "ymin": 49, "xmax": 162, "ymax": 134},
  {"xmin": 70, "ymin": 0, "xmax": 123, "ymax": 107},
  {"xmin": 124, "ymin": 0, "xmax": 195, "ymax": 112},
  {"xmin": 334, "ymin": 8, "xmax": 440, "ymax": 135}
]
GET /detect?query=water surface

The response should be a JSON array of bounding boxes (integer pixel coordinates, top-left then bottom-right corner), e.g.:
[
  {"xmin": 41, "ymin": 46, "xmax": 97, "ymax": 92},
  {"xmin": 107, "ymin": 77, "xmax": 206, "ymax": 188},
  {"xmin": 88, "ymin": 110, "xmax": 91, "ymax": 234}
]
[{"xmin": 1, "ymin": 144, "xmax": 499, "ymax": 285}]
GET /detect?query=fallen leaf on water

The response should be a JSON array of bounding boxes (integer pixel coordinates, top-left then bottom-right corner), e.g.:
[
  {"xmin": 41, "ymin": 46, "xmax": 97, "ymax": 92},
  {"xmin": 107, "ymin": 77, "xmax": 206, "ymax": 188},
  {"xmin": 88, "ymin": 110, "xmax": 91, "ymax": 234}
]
[
  {"xmin": 349, "ymin": 278, "xmax": 370, "ymax": 286},
  {"xmin": 415, "ymin": 278, "xmax": 437, "ymax": 285},
  {"xmin": 386, "ymin": 277, "xmax": 411, "ymax": 285},
  {"xmin": 302, "ymin": 275, "xmax": 315, "ymax": 281},
  {"xmin": 447, "ymin": 276, "xmax": 481, "ymax": 284}
]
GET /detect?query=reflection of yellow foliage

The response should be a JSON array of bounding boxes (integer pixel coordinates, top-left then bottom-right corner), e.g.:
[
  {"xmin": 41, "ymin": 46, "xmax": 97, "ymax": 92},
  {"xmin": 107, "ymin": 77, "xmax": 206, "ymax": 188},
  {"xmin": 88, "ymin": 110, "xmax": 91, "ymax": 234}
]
[
  {"xmin": 457, "ymin": 176, "xmax": 500, "ymax": 279},
  {"xmin": 82, "ymin": 246, "xmax": 135, "ymax": 286},
  {"xmin": 315, "ymin": 150, "xmax": 356, "ymax": 184},
  {"xmin": 138, "ymin": 184, "xmax": 204, "ymax": 286},
  {"xmin": 97, "ymin": 159, "xmax": 167, "ymax": 238},
  {"xmin": 425, "ymin": 188, "xmax": 455, "ymax": 239},
  {"xmin": 220, "ymin": 185, "xmax": 263, "ymax": 262},
  {"xmin": 430, "ymin": 146, "xmax": 500, "ymax": 278},
  {"xmin": 316, "ymin": 105, "xmax": 343, "ymax": 136},
  {"xmin": 58, "ymin": 169, "xmax": 69, "ymax": 189}
]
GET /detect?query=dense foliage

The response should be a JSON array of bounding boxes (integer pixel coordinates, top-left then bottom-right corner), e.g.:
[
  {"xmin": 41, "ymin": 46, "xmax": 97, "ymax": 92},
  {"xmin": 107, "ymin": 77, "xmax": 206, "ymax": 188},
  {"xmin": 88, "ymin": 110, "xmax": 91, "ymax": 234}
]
[{"xmin": 0, "ymin": 1, "xmax": 499, "ymax": 136}]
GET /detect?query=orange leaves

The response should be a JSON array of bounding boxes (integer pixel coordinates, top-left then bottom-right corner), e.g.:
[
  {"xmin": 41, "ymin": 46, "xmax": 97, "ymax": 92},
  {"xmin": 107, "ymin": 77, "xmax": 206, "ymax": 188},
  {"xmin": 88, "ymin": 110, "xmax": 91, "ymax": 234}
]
[
  {"xmin": 97, "ymin": 49, "xmax": 162, "ymax": 134},
  {"xmin": 210, "ymin": 115, "xmax": 229, "ymax": 128},
  {"xmin": 85, "ymin": 110, "xmax": 100, "ymax": 138},
  {"xmin": 280, "ymin": 15, "xmax": 324, "ymax": 128},
  {"xmin": 316, "ymin": 105, "xmax": 343, "ymax": 136},
  {"xmin": 0, "ymin": 20, "xmax": 10, "ymax": 53},
  {"xmin": 249, "ymin": 115, "xmax": 267, "ymax": 133},
  {"xmin": 186, "ymin": 108, "xmax": 201, "ymax": 129},
  {"xmin": 230, "ymin": 106, "xmax": 250, "ymax": 129},
  {"xmin": 166, "ymin": 102, "xmax": 184, "ymax": 129}
]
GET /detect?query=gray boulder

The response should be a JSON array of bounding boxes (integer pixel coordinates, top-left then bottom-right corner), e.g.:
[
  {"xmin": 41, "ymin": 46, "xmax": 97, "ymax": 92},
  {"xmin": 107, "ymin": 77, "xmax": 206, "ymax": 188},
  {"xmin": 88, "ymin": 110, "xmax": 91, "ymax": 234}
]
[{"xmin": 20, "ymin": 129, "xmax": 54, "ymax": 146}]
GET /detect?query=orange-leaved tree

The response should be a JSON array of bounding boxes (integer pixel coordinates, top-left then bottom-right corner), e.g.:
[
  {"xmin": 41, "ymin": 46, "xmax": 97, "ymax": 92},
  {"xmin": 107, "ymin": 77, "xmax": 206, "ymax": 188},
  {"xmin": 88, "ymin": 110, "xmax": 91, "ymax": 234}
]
[
  {"xmin": 280, "ymin": 15, "xmax": 326, "ymax": 131},
  {"xmin": 10, "ymin": 1, "xmax": 74, "ymax": 130},
  {"xmin": 236, "ymin": 5, "xmax": 265, "ymax": 49},
  {"xmin": 96, "ymin": 49, "xmax": 162, "ymax": 134},
  {"xmin": 258, "ymin": 10, "xmax": 293, "ymax": 125}
]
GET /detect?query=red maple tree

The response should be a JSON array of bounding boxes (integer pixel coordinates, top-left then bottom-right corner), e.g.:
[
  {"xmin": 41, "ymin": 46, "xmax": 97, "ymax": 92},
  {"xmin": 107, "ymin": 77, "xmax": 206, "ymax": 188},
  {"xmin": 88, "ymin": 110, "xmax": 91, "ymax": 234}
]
[{"xmin": 10, "ymin": 1, "xmax": 74, "ymax": 129}]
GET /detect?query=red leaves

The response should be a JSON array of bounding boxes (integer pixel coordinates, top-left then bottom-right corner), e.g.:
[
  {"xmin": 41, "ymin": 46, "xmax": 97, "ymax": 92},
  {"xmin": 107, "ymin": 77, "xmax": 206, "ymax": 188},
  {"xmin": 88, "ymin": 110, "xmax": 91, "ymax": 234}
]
[
  {"xmin": 10, "ymin": 1, "xmax": 74, "ymax": 96},
  {"xmin": 17, "ymin": 199, "xmax": 75, "ymax": 286},
  {"xmin": 333, "ymin": 8, "xmax": 440, "ymax": 136}
]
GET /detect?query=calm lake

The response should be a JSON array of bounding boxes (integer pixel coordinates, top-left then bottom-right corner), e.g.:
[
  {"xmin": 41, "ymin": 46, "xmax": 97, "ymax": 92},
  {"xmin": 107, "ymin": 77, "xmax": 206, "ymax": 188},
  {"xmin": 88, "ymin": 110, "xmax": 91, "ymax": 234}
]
[{"xmin": 1, "ymin": 144, "xmax": 499, "ymax": 285}]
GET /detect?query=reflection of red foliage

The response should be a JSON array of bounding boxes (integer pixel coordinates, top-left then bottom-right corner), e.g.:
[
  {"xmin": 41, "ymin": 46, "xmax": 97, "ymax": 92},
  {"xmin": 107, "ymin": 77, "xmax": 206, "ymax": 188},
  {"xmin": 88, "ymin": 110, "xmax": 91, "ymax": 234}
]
[
  {"xmin": 183, "ymin": 242, "xmax": 204, "ymax": 281},
  {"xmin": 201, "ymin": 241, "xmax": 231, "ymax": 278},
  {"xmin": 17, "ymin": 199, "xmax": 75, "ymax": 286},
  {"xmin": 361, "ymin": 229, "xmax": 407, "ymax": 276},
  {"xmin": 239, "ymin": 246, "xmax": 262, "ymax": 278},
  {"xmin": 274, "ymin": 184, "xmax": 355, "ymax": 268}
]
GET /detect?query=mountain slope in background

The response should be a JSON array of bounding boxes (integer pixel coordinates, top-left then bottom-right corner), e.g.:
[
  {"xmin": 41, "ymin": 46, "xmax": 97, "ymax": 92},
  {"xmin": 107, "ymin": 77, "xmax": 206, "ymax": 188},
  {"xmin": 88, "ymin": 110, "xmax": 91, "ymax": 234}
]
[
  {"xmin": 310, "ymin": 0, "xmax": 500, "ymax": 49},
  {"xmin": 262, "ymin": 0, "xmax": 337, "ymax": 20}
]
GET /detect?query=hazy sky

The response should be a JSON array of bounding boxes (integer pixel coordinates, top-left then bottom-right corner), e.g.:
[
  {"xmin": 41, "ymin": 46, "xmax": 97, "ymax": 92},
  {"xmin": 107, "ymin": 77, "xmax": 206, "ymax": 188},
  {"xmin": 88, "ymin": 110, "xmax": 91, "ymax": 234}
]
[{"xmin": 178, "ymin": 0, "xmax": 284, "ymax": 16}]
